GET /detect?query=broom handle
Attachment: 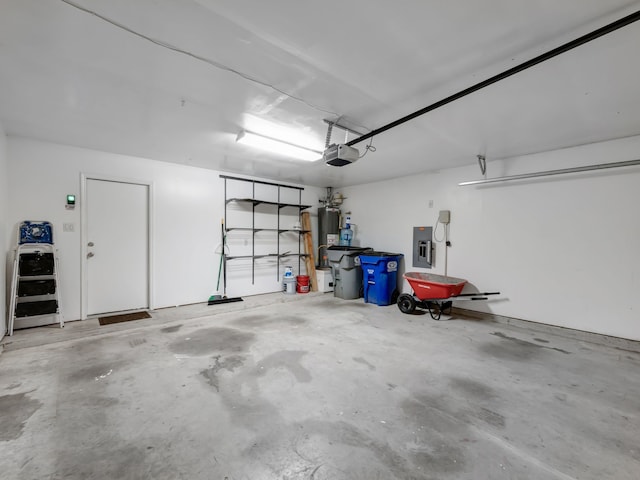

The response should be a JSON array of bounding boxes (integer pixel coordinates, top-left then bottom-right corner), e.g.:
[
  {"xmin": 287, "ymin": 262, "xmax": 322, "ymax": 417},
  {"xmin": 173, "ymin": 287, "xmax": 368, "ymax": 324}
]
[
  {"xmin": 221, "ymin": 219, "xmax": 227, "ymax": 297},
  {"xmin": 216, "ymin": 240, "xmax": 223, "ymax": 292}
]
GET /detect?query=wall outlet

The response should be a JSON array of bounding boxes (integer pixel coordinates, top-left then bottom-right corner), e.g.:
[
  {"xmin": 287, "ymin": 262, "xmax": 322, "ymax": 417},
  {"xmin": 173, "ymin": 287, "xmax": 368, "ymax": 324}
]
[{"xmin": 63, "ymin": 223, "xmax": 75, "ymax": 232}]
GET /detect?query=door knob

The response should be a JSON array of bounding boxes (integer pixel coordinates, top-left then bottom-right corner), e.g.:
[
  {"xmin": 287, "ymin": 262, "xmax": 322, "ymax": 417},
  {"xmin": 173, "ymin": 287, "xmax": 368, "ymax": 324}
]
[
  {"xmin": 88, "ymin": 242, "xmax": 94, "ymax": 247},
  {"xmin": 87, "ymin": 252, "xmax": 94, "ymax": 258}
]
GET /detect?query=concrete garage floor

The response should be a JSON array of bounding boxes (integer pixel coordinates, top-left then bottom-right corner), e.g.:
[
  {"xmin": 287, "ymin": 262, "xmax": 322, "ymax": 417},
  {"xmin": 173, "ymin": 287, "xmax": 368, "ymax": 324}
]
[{"xmin": 1, "ymin": 294, "xmax": 639, "ymax": 479}]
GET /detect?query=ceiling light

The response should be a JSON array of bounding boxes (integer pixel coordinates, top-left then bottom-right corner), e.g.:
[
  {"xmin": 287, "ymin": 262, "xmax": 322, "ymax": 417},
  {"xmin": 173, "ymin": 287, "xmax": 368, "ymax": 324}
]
[{"xmin": 236, "ymin": 130, "xmax": 321, "ymax": 162}]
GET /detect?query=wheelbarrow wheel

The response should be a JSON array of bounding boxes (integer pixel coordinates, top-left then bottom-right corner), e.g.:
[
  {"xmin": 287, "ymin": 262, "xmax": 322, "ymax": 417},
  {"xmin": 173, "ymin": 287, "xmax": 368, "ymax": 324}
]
[{"xmin": 397, "ymin": 294, "xmax": 416, "ymax": 314}]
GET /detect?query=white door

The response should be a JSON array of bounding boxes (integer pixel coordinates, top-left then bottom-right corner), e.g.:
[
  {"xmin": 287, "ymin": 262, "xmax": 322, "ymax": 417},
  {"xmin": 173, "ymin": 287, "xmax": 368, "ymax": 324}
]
[{"xmin": 86, "ymin": 179, "xmax": 149, "ymax": 315}]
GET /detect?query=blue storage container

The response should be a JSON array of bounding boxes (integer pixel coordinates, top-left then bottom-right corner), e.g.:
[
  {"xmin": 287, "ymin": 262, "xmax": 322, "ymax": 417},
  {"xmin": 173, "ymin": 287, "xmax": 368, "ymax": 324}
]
[{"xmin": 359, "ymin": 252, "xmax": 404, "ymax": 306}]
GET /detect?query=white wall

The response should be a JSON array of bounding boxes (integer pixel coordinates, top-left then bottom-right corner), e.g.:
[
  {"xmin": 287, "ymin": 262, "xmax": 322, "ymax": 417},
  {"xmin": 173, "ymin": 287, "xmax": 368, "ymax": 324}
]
[
  {"xmin": 7, "ymin": 137, "xmax": 322, "ymax": 321},
  {"xmin": 341, "ymin": 135, "xmax": 640, "ymax": 341},
  {"xmin": 0, "ymin": 124, "xmax": 8, "ymax": 339}
]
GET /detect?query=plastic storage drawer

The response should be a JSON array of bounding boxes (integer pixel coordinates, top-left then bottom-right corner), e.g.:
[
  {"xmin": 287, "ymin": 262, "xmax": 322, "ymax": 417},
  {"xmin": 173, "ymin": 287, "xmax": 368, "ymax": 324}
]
[
  {"xmin": 18, "ymin": 253, "xmax": 55, "ymax": 276},
  {"xmin": 18, "ymin": 279, "xmax": 56, "ymax": 297},
  {"xmin": 15, "ymin": 300, "xmax": 58, "ymax": 317}
]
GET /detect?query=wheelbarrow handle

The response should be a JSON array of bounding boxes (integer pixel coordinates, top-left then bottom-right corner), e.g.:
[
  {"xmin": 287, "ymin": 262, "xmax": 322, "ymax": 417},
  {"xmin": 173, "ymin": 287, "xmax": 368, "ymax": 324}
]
[{"xmin": 454, "ymin": 291, "xmax": 500, "ymax": 297}]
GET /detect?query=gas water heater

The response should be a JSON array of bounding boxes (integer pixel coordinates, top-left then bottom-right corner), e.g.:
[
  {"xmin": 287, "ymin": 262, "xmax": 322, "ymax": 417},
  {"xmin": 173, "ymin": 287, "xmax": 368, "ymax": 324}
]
[{"xmin": 318, "ymin": 206, "xmax": 340, "ymax": 268}]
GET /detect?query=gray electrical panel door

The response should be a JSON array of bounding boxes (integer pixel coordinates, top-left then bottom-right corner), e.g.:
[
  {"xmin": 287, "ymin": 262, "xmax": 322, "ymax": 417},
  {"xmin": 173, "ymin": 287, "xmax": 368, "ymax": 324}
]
[{"xmin": 413, "ymin": 226, "xmax": 433, "ymax": 268}]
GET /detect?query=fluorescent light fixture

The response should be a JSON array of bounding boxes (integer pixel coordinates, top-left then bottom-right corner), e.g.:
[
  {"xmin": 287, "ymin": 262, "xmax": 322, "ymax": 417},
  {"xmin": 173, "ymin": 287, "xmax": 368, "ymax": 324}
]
[{"xmin": 236, "ymin": 130, "xmax": 321, "ymax": 162}]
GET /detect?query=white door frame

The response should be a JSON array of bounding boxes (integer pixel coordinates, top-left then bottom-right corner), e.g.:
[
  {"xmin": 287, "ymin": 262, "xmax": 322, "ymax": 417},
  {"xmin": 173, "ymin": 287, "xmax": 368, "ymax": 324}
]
[{"xmin": 80, "ymin": 173, "xmax": 155, "ymax": 320}]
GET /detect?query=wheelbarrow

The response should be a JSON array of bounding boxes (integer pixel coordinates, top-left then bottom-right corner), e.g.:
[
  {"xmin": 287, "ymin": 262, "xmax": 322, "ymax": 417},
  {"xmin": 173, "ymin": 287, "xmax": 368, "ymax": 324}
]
[{"xmin": 397, "ymin": 272, "xmax": 499, "ymax": 320}]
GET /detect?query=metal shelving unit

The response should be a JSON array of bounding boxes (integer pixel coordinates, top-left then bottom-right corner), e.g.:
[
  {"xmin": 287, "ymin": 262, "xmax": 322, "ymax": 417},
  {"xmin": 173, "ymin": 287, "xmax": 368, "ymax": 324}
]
[{"xmin": 221, "ymin": 175, "xmax": 310, "ymax": 285}]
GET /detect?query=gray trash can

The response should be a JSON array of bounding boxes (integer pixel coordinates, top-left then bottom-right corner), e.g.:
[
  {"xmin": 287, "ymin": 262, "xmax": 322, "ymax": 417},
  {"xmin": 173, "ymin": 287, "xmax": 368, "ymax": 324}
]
[{"xmin": 326, "ymin": 246, "xmax": 372, "ymax": 299}]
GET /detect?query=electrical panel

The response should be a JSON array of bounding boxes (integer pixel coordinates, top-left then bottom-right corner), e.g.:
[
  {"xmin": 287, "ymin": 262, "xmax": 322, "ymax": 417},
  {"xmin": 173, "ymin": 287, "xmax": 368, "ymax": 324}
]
[{"xmin": 413, "ymin": 226, "xmax": 433, "ymax": 268}]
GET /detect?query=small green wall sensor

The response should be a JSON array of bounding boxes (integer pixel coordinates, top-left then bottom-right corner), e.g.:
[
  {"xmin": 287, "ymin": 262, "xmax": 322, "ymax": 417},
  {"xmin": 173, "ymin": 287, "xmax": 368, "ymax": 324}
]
[{"xmin": 66, "ymin": 194, "xmax": 76, "ymax": 209}]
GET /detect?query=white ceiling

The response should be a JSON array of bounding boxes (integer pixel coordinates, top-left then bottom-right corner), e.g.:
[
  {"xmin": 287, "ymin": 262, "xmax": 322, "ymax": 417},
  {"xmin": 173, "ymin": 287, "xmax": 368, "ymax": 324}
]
[{"xmin": 1, "ymin": 0, "xmax": 639, "ymax": 187}]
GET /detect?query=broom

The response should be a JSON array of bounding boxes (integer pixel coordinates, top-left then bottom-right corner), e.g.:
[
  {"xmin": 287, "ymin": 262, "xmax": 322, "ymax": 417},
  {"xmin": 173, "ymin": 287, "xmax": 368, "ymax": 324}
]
[{"xmin": 208, "ymin": 219, "xmax": 243, "ymax": 305}]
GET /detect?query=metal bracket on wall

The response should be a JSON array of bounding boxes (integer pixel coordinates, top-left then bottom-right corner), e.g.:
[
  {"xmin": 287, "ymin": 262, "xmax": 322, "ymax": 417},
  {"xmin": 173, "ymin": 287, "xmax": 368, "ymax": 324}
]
[
  {"xmin": 323, "ymin": 119, "xmax": 366, "ymax": 146},
  {"xmin": 477, "ymin": 155, "xmax": 487, "ymax": 176}
]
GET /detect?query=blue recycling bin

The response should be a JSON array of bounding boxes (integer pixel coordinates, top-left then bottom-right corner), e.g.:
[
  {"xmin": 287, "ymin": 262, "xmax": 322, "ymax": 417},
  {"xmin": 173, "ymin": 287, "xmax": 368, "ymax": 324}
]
[{"xmin": 359, "ymin": 252, "xmax": 404, "ymax": 306}]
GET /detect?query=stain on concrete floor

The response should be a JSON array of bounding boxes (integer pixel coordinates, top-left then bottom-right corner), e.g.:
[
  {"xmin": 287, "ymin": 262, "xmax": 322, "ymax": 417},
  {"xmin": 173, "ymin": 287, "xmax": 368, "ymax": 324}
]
[
  {"xmin": 160, "ymin": 324, "xmax": 182, "ymax": 333},
  {"xmin": 449, "ymin": 377, "xmax": 497, "ymax": 400},
  {"xmin": 0, "ymin": 392, "xmax": 43, "ymax": 441},
  {"xmin": 66, "ymin": 362, "xmax": 123, "ymax": 383},
  {"xmin": 232, "ymin": 313, "xmax": 307, "ymax": 328},
  {"xmin": 479, "ymin": 331, "xmax": 570, "ymax": 360},
  {"xmin": 128, "ymin": 337, "xmax": 147, "ymax": 348},
  {"xmin": 200, "ymin": 354, "xmax": 245, "ymax": 391},
  {"xmin": 53, "ymin": 440, "xmax": 174, "ymax": 480},
  {"xmin": 475, "ymin": 407, "xmax": 506, "ymax": 428},
  {"xmin": 353, "ymin": 357, "xmax": 376, "ymax": 370},
  {"xmin": 491, "ymin": 331, "xmax": 571, "ymax": 354},
  {"xmin": 256, "ymin": 350, "xmax": 312, "ymax": 383},
  {"xmin": 401, "ymin": 393, "xmax": 469, "ymax": 437},
  {"xmin": 169, "ymin": 327, "xmax": 254, "ymax": 355}
]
